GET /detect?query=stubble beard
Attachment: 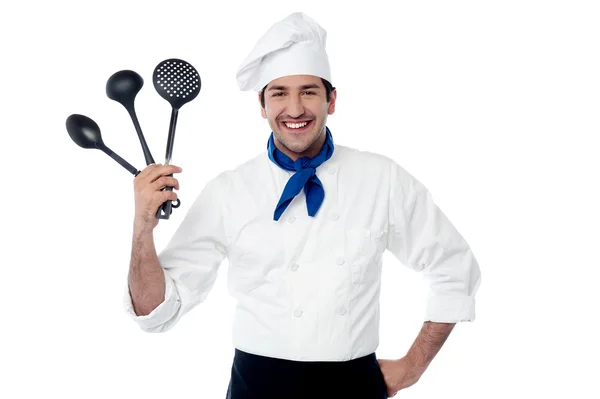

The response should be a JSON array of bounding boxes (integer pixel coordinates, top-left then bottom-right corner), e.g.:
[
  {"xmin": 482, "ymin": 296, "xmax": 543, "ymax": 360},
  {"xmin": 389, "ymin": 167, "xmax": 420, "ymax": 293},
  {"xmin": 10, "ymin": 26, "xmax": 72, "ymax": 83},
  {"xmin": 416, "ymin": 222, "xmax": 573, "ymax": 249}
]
[{"xmin": 272, "ymin": 119, "xmax": 326, "ymax": 157}]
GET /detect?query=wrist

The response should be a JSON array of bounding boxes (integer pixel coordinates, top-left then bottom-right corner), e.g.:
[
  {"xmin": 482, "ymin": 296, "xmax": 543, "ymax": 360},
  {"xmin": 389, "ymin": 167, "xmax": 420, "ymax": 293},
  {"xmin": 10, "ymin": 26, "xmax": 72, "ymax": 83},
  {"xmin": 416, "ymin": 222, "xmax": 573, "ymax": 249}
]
[
  {"xmin": 133, "ymin": 217, "xmax": 156, "ymax": 236},
  {"xmin": 404, "ymin": 352, "xmax": 430, "ymax": 374}
]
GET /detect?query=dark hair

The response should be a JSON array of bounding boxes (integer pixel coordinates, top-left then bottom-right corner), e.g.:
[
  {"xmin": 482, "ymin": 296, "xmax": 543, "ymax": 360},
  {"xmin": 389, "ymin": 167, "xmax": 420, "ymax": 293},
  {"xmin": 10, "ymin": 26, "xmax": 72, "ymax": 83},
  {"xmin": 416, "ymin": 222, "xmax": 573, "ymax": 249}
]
[{"xmin": 260, "ymin": 78, "xmax": 335, "ymax": 108}]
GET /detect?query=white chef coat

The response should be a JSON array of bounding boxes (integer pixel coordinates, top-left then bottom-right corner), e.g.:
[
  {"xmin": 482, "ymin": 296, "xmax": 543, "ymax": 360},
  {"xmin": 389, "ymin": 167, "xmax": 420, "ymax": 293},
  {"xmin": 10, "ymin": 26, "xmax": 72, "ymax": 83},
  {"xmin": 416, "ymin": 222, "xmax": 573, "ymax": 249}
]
[{"xmin": 123, "ymin": 143, "xmax": 481, "ymax": 362}]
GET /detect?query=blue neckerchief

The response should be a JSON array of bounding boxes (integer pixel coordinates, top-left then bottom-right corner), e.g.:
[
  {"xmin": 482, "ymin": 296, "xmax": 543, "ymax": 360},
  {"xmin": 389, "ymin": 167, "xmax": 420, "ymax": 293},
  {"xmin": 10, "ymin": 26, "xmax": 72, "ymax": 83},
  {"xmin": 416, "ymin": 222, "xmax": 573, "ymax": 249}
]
[{"xmin": 267, "ymin": 127, "xmax": 335, "ymax": 221}]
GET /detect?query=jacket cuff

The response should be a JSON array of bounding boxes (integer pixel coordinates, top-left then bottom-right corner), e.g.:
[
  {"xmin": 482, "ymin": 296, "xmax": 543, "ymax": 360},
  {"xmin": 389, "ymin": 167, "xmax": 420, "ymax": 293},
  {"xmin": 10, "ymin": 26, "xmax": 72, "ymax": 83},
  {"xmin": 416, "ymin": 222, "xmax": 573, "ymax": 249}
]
[
  {"xmin": 123, "ymin": 268, "xmax": 181, "ymax": 332},
  {"xmin": 425, "ymin": 294, "xmax": 476, "ymax": 323}
]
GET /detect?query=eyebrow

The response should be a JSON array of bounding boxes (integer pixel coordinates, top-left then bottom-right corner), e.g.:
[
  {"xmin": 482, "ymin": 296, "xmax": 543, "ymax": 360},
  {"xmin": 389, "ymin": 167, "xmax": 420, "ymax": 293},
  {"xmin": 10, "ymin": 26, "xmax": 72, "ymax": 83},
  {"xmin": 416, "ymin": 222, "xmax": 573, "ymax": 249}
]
[{"xmin": 267, "ymin": 84, "xmax": 321, "ymax": 91}]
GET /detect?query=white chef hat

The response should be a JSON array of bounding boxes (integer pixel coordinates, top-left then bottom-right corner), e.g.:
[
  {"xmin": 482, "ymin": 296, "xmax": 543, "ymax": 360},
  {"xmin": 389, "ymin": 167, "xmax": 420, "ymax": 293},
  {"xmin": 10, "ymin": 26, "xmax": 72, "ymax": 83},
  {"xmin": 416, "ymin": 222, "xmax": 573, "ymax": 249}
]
[{"xmin": 236, "ymin": 12, "xmax": 332, "ymax": 92}]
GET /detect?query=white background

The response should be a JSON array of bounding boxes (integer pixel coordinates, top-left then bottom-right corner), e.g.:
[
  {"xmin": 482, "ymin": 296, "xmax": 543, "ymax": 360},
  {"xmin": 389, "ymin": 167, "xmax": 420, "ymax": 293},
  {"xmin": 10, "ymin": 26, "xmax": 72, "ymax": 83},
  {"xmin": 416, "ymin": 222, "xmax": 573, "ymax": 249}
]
[{"xmin": 2, "ymin": 0, "xmax": 599, "ymax": 397}]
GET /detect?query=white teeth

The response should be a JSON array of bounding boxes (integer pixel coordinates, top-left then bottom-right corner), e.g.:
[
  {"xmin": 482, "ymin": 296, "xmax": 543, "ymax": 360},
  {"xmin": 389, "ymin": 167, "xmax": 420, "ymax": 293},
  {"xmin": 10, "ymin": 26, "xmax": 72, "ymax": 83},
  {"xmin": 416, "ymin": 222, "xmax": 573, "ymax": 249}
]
[{"xmin": 284, "ymin": 121, "xmax": 309, "ymax": 129}]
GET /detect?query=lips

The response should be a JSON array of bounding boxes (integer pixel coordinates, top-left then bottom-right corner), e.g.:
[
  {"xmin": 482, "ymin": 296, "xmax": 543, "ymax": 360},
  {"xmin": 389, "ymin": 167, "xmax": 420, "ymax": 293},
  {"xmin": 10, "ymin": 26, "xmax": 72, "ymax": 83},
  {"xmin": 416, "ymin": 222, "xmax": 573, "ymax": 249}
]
[{"xmin": 280, "ymin": 120, "xmax": 313, "ymax": 133}]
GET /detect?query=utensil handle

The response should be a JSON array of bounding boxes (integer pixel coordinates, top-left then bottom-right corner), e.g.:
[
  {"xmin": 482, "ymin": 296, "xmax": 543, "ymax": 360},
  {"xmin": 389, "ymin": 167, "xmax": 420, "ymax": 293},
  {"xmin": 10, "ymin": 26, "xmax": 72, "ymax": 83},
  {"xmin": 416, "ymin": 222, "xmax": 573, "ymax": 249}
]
[
  {"xmin": 155, "ymin": 174, "xmax": 181, "ymax": 218},
  {"xmin": 128, "ymin": 107, "xmax": 155, "ymax": 165},
  {"xmin": 156, "ymin": 108, "xmax": 180, "ymax": 219},
  {"xmin": 95, "ymin": 142, "xmax": 139, "ymax": 176},
  {"xmin": 164, "ymin": 108, "xmax": 178, "ymax": 164},
  {"xmin": 156, "ymin": 185, "xmax": 173, "ymax": 219}
]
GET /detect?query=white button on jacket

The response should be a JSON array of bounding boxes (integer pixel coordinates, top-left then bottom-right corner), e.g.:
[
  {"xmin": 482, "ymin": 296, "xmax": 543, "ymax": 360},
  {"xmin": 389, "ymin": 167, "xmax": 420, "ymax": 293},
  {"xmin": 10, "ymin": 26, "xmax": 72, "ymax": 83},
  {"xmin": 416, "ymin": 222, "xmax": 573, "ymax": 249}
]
[{"xmin": 123, "ymin": 144, "xmax": 482, "ymax": 361}]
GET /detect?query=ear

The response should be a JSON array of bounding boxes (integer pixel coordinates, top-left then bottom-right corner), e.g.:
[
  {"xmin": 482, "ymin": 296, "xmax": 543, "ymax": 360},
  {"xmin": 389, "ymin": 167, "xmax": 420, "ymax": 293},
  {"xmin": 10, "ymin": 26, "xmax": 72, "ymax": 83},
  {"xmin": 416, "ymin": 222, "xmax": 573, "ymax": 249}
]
[
  {"xmin": 259, "ymin": 92, "xmax": 267, "ymax": 119},
  {"xmin": 327, "ymin": 88, "xmax": 337, "ymax": 115}
]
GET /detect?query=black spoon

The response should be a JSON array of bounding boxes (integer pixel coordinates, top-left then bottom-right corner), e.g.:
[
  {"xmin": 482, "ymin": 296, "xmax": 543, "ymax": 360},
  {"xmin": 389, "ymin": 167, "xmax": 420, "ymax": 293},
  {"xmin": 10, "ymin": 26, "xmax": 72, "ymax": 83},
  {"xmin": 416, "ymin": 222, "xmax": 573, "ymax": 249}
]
[
  {"xmin": 153, "ymin": 58, "xmax": 201, "ymax": 219},
  {"xmin": 66, "ymin": 113, "xmax": 141, "ymax": 177},
  {"xmin": 106, "ymin": 70, "xmax": 155, "ymax": 165}
]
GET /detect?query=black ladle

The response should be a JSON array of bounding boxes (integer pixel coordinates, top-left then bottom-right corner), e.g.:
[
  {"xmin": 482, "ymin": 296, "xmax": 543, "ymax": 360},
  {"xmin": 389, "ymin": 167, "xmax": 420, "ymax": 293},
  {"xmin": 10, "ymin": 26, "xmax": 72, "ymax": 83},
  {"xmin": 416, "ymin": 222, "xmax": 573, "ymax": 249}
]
[
  {"xmin": 153, "ymin": 58, "xmax": 201, "ymax": 219},
  {"xmin": 66, "ymin": 113, "xmax": 141, "ymax": 177},
  {"xmin": 66, "ymin": 114, "xmax": 174, "ymax": 217},
  {"xmin": 106, "ymin": 70, "xmax": 155, "ymax": 166}
]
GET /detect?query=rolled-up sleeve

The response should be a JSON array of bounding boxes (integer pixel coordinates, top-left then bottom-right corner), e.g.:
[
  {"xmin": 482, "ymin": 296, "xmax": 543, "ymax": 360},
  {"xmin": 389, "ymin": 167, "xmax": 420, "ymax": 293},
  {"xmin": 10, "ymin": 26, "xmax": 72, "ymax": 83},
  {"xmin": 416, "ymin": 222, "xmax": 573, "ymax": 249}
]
[
  {"xmin": 387, "ymin": 162, "xmax": 482, "ymax": 323},
  {"xmin": 123, "ymin": 173, "xmax": 230, "ymax": 332}
]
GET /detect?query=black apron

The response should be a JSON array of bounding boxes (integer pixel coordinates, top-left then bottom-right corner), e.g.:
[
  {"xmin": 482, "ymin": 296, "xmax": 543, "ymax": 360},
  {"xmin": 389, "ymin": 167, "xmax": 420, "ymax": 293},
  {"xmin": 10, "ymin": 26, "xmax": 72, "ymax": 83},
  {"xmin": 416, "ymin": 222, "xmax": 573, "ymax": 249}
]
[{"xmin": 226, "ymin": 348, "xmax": 388, "ymax": 398}]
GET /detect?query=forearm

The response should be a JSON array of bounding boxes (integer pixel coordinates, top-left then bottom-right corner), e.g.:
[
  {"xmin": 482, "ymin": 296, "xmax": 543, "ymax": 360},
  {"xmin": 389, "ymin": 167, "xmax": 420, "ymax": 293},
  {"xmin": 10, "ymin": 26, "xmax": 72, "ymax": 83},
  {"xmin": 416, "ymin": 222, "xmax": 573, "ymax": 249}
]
[
  {"xmin": 127, "ymin": 227, "xmax": 165, "ymax": 316},
  {"xmin": 405, "ymin": 321, "xmax": 456, "ymax": 372}
]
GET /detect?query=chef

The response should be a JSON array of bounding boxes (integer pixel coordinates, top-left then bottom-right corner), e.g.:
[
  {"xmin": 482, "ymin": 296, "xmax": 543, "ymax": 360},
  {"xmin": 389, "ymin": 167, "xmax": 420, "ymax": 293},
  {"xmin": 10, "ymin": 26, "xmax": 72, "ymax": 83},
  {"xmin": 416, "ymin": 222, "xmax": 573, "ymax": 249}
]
[{"xmin": 123, "ymin": 12, "xmax": 482, "ymax": 399}]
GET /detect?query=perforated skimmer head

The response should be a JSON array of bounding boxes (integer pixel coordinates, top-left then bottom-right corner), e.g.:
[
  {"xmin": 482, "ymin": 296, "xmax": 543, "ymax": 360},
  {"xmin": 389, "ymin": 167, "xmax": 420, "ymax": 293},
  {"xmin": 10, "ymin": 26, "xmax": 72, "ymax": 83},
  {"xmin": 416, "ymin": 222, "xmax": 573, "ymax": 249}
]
[{"xmin": 153, "ymin": 58, "xmax": 201, "ymax": 109}]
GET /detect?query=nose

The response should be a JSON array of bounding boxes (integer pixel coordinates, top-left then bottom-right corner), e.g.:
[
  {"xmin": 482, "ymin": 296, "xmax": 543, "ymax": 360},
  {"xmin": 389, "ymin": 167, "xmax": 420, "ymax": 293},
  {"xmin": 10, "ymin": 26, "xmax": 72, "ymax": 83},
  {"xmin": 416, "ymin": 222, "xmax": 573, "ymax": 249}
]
[{"xmin": 286, "ymin": 94, "xmax": 305, "ymax": 118}]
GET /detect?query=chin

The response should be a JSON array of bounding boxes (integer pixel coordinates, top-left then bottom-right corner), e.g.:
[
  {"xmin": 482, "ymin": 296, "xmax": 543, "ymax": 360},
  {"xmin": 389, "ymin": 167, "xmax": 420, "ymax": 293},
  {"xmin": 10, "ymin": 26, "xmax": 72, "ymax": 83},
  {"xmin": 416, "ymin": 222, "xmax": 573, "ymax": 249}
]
[
  {"xmin": 277, "ymin": 132, "xmax": 316, "ymax": 152},
  {"xmin": 286, "ymin": 143, "xmax": 312, "ymax": 154},
  {"xmin": 271, "ymin": 119, "xmax": 324, "ymax": 154}
]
